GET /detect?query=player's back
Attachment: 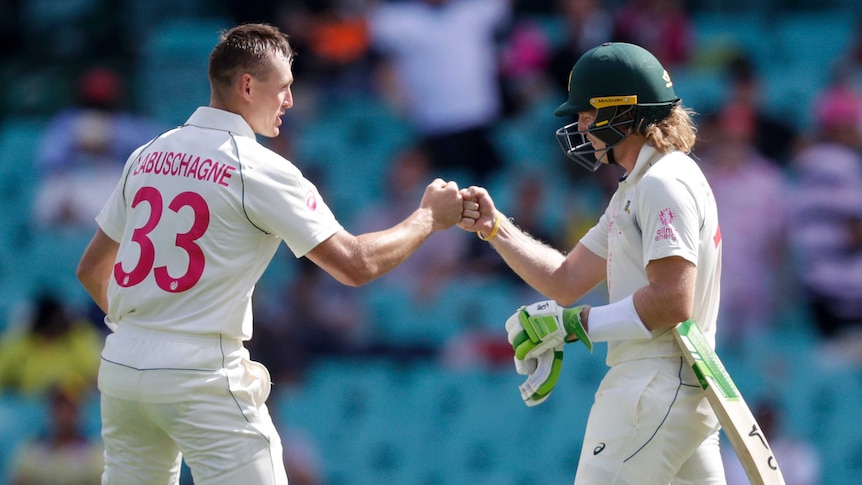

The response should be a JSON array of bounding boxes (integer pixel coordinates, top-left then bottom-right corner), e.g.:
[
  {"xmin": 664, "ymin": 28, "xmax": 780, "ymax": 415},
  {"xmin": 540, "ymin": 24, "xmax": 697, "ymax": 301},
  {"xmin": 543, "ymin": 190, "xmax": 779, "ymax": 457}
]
[{"xmin": 101, "ymin": 115, "xmax": 282, "ymax": 341}]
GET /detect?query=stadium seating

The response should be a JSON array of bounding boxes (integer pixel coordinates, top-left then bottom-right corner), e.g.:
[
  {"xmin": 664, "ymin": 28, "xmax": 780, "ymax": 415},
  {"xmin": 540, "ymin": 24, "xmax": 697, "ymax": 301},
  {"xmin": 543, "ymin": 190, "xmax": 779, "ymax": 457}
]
[
  {"xmin": 134, "ymin": 18, "xmax": 229, "ymax": 126},
  {"xmin": 0, "ymin": 393, "xmax": 47, "ymax": 483},
  {"xmin": 0, "ymin": 119, "xmax": 45, "ymax": 330}
]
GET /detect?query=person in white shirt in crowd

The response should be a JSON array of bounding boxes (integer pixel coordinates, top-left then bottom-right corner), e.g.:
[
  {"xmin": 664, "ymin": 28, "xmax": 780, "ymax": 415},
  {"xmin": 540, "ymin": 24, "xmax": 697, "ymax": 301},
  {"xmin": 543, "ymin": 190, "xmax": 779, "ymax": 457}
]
[{"xmin": 368, "ymin": 0, "xmax": 512, "ymax": 182}]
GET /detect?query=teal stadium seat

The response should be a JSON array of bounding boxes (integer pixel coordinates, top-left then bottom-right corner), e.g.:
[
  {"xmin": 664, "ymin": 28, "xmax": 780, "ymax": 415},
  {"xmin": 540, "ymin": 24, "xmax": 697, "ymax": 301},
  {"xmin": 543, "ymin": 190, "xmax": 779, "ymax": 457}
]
[
  {"xmin": 294, "ymin": 97, "xmax": 414, "ymax": 227},
  {"xmin": 0, "ymin": 393, "xmax": 48, "ymax": 483},
  {"xmin": 0, "ymin": 119, "xmax": 45, "ymax": 328},
  {"xmin": 276, "ymin": 357, "xmax": 605, "ymax": 484},
  {"xmin": 135, "ymin": 18, "xmax": 229, "ymax": 126},
  {"xmin": 763, "ymin": 11, "xmax": 856, "ymax": 129}
]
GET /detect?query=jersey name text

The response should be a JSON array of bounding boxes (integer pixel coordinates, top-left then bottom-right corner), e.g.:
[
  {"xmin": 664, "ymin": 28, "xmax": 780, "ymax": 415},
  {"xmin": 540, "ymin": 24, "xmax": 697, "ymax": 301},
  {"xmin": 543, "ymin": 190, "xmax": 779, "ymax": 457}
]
[{"xmin": 132, "ymin": 150, "xmax": 236, "ymax": 187}]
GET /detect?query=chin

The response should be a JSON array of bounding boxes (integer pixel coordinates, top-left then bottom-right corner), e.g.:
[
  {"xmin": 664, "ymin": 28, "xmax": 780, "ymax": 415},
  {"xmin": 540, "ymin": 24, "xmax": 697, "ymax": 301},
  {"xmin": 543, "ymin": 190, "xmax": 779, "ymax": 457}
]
[{"xmin": 260, "ymin": 127, "xmax": 279, "ymax": 139}]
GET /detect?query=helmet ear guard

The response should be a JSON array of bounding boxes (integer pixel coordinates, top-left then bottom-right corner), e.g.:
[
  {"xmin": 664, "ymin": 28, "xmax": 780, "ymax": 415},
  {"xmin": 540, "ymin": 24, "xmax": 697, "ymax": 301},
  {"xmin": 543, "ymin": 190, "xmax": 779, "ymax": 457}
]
[{"xmin": 632, "ymin": 102, "xmax": 677, "ymax": 133}]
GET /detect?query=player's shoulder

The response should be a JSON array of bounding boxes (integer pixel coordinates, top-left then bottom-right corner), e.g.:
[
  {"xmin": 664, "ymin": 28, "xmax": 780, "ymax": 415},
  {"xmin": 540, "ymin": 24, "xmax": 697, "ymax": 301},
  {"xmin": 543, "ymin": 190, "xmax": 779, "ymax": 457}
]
[
  {"xmin": 638, "ymin": 152, "xmax": 706, "ymax": 197},
  {"xmin": 644, "ymin": 151, "xmax": 702, "ymax": 181},
  {"xmin": 233, "ymin": 137, "xmax": 305, "ymax": 181},
  {"xmin": 232, "ymin": 136, "xmax": 286, "ymax": 163}
]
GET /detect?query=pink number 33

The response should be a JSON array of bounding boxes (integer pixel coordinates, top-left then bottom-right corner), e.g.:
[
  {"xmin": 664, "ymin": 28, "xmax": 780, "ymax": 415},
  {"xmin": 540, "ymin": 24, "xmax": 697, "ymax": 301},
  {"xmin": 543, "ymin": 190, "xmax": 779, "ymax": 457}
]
[{"xmin": 114, "ymin": 186, "xmax": 210, "ymax": 293}]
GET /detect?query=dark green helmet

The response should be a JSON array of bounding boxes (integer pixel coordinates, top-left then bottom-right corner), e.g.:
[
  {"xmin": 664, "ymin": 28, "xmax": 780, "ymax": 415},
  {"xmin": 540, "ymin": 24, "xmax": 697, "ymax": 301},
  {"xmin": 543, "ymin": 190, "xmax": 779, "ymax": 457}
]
[
  {"xmin": 554, "ymin": 42, "xmax": 679, "ymax": 171},
  {"xmin": 554, "ymin": 42, "xmax": 678, "ymax": 117}
]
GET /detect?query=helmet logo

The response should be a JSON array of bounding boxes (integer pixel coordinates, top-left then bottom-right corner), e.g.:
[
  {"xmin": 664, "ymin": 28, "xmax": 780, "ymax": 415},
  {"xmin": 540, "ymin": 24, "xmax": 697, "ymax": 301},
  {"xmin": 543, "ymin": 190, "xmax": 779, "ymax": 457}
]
[
  {"xmin": 590, "ymin": 96, "xmax": 638, "ymax": 108},
  {"xmin": 663, "ymin": 70, "xmax": 673, "ymax": 88}
]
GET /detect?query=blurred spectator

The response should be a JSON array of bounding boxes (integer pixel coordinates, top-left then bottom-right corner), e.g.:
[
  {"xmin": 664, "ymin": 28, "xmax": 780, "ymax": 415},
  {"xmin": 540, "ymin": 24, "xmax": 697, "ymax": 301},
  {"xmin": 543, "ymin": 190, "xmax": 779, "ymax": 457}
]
[
  {"xmin": 467, "ymin": 169, "xmax": 563, "ymax": 286},
  {"xmin": 278, "ymin": 0, "xmax": 376, "ymax": 105},
  {"xmin": 266, "ymin": 392, "xmax": 325, "ymax": 485},
  {"xmin": 498, "ymin": 18, "xmax": 554, "ymax": 117},
  {"xmin": 0, "ymin": 293, "xmax": 102, "ymax": 397},
  {"xmin": 8, "ymin": 386, "xmax": 103, "ymax": 485},
  {"xmin": 440, "ymin": 326, "xmax": 513, "ymax": 370},
  {"xmin": 283, "ymin": 427, "xmax": 325, "ymax": 485},
  {"xmin": 843, "ymin": 17, "xmax": 862, "ymax": 77},
  {"xmin": 32, "ymin": 66, "xmax": 166, "ymax": 232},
  {"xmin": 611, "ymin": 0, "xmax": 692, "ymax": 69},
  {"xmin": 367, "ymin": 0, "xmax": 512, "ymax": 183},
  {"xmin": 545, "ymin": 0, "xmax": 614, "ymax": 92},
  {"xmin": 723, "ymin": 53, "xmax": 799, "ymax": 167},
  {"xmin": 722, "ymin": 399, "xmax": 821, "ymax": 485},
  {"xmin": 355, "ymin": 143, "xmax": 470, "ymax": 304},
  {"xmin": 699, "ymin": 102, "xmax": 790, "ymax": 349},
  {"xmin": 249, "ymin": 256, "xmax": 371, "ymax": 385},
  {"xmin": 788, "ymin": 80, "xmax": 862, "ymax": 345}
]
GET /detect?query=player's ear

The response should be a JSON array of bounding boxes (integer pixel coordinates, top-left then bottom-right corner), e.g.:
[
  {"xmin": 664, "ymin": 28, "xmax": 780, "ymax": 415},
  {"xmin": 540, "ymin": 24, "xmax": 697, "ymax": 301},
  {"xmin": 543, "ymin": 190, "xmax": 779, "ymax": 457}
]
[{"xmin": 239, "ymin": 73, "xmax": 254, "ymax": 101}]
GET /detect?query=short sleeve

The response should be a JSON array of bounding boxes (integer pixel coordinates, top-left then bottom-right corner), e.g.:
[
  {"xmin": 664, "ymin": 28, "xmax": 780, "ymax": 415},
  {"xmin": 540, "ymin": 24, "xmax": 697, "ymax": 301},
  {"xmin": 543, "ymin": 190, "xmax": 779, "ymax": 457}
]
[
  {"xmin": 637, "ymin": 174, "xmax": 700, "ymax": 265},
  {"xmin": 580, "ymin": 210, "xmax": 610, "ymax": 259},
  {"xmin": 241, "ymin": 160, "xmax": 342, "ymax": 258}
]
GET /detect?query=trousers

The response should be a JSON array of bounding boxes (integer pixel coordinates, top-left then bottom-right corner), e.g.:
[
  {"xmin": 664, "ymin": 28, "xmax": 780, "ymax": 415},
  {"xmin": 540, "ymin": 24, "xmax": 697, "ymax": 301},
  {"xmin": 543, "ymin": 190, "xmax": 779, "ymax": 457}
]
[
  {"xmin": 98, "ymin": 323, "xmax": 287, "ymax": 485},
  {"xmin": 574, "ymin": 356, "xmax": 725, "ymax": 485}
]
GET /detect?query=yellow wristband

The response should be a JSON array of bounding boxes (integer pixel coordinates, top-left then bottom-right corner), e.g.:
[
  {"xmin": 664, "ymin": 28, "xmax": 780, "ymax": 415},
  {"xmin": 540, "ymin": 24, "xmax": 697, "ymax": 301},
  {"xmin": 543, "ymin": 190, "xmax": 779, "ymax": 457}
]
[{"xmin": 477, "ymin": 212, "xmax": 502, "ymax": 241}]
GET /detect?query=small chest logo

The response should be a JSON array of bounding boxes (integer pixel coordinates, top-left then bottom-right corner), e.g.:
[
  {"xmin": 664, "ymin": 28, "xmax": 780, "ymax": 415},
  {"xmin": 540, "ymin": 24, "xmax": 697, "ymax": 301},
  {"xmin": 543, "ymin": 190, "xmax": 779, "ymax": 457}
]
[
  {"xmin": 305, "ymin": 190, "xmax": 318, "ymax": 211},
  {"xmin": 593, "ymin": 443, "xmax": 606, "ymax": 455}
]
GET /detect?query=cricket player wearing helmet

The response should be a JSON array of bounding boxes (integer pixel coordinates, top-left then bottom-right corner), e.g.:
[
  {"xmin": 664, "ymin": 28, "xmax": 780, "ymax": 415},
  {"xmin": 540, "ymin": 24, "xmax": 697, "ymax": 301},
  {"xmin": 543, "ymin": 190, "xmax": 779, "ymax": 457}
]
[
  {"xmin": 77, "ymin": 23, "xmax": 465, "ymax": 485},
  {"xmin": 459, "ymin": 42, "xmax": 724, "ymax": 484}
]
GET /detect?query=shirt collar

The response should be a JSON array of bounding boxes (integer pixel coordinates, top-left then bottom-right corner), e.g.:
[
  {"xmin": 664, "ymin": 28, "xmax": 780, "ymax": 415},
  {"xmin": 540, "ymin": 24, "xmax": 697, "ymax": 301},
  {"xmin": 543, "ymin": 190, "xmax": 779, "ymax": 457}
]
[
  {"xmin": 620, "ymin": 144, "xmax": 662, "ymax": 185},
  {"xmin": 184, "ymin": 107, "xmax": 257, "ymax": 139}
]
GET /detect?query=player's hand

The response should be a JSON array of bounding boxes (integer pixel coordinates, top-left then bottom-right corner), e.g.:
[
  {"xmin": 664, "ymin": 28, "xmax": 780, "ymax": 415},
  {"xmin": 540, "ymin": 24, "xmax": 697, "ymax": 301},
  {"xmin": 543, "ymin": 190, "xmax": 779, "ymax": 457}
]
[
  {"xmin": 517, "ymin": 346, "xmax": 564, "ymax": 406},
  {"xmin": 506, "ymin": 300, "xmax": 593, "ymax": 361},
  {"xmin": 420, "ymin": 178, "xmax": 463, "ymax": 231},
  {"xmin": 458, "ymin": 186, "xmax": 497, "ymax": 234}
]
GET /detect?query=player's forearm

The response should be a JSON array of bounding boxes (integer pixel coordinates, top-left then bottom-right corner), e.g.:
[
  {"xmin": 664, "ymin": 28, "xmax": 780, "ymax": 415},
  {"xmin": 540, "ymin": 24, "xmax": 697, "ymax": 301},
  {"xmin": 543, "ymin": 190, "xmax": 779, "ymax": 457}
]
[
  {"xmin": 77, "ymin": 270, "xmax": 110, "ymax": 314},
  {"xmin": 485, "ymin": 216, "xmax": 573, "ymax": 301},
  {"xmin": 349, "ymin": 207, "xmax": 435, "ymax": 285},
  {"xmin": 76, "ymin": 229, "xmax": 118, "ymax": 314}
]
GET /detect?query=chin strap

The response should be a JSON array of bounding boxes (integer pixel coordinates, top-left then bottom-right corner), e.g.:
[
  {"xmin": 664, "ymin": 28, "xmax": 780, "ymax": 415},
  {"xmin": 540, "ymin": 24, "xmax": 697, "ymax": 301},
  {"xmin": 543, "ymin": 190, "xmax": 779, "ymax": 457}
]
[{"xmin": 606, "ymin": 147, "xmax": 618, "ymax": 166}]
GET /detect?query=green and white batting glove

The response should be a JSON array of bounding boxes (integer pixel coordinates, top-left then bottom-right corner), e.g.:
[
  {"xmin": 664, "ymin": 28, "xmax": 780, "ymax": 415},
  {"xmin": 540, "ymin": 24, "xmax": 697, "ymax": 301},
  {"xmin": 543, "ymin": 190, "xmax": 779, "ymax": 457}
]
[
  {"xmin": 506, "ymin": 300, "xmax": 593, "ymax": 361},
  {"xmin": 518, "ymin": 345, "xmax": 564, "ymax": 406}
]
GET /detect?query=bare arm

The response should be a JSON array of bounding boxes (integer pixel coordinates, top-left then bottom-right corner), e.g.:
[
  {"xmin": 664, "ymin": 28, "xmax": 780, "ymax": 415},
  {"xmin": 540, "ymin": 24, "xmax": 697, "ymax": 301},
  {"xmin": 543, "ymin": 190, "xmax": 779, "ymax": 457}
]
[
  {"xmin": 459, "ymin": 186, "xmax": 606, "ymax": 304},
  {"xmin": 633, "ymin": 256, "xmax": 696, "ymax": 331},
  {"xmin": 306, "ymin": 178, "xmax": 464, "ymax": 286},
  {"xmin": 76, "ymin": 229, "xmax": 120, "ymax": 314}
]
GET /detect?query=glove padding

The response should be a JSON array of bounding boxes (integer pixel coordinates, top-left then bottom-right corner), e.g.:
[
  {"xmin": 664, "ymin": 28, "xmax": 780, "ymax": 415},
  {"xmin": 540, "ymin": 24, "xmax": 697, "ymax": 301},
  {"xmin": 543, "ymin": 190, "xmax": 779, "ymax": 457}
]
[
  {"xmin": 517, "ymin": 346, "xmax": 564, "ymax": 406},
  {"xmin": 506, "ymin": 300, "xmax": 593, "ymax": 361}
]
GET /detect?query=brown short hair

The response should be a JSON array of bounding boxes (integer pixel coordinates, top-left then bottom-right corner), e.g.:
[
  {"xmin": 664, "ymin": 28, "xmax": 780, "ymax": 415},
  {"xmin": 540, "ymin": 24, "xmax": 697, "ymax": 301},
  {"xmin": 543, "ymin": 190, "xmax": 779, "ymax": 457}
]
[{"xmin": 208, "ymin": 23, "xmax": 296, "ymax": 102}]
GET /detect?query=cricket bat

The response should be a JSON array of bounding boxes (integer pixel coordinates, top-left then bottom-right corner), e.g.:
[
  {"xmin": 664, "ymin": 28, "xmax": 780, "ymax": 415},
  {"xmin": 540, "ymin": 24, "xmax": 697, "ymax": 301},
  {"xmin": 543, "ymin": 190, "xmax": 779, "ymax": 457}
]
[{"xmin": 673, "ymin": 319, "xmax": 786, "ymax": 485}]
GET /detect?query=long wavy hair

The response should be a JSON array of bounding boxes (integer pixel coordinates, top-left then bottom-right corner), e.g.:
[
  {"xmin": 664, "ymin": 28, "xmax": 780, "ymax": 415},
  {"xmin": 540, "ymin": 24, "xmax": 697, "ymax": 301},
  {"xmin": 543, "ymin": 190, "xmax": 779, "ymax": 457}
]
[{"xmin": 643, "ymin": 105, "xmax": 698, "ymax": 155}]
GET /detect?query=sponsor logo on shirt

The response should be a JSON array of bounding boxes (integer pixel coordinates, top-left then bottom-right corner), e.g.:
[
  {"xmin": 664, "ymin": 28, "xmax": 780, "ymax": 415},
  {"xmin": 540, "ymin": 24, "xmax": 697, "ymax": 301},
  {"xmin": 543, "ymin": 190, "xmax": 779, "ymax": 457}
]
[
  {"xmin": 655, "ymin": 208, "xmax": 678, "ymax": 242},
  {"xmin": 306, "ymin": 190, "xmax": 318, "ymax": 211}
]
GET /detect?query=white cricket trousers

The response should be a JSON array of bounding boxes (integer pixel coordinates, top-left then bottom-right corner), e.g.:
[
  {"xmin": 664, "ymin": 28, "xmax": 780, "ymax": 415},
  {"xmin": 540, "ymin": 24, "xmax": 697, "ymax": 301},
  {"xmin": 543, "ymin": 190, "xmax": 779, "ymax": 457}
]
[
  {"xmin": 98, "ymin": 323, "xmax": 288, "ymax": 485},
  {"xmin": 574, "ymin": 356, "xmax": 726, "ymax": 485}
]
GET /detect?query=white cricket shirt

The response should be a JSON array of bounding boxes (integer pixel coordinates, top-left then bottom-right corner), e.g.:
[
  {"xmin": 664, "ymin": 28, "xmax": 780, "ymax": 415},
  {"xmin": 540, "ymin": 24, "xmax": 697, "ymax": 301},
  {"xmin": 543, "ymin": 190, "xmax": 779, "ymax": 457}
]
[
  {"xmin": 96, "ymin": 107, "xmax": 342, "ymax": 341},
  {"xmin": 580, "ymin": 145, "xmax": 722, "ymax": 366}
]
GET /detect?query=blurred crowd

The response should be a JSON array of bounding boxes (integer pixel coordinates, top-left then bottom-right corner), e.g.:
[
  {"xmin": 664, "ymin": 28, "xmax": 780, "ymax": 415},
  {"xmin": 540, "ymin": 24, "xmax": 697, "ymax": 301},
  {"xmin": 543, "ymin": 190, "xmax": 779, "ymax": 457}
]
[{"xmin": 5, "ymin": 0, "xmax": 862, "ymax": 483}]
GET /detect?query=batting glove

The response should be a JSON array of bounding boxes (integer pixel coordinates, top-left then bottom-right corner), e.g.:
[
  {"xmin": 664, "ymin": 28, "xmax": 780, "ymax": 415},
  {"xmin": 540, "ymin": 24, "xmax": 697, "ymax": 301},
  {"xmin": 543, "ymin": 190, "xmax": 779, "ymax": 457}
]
[
  {"xmin": 518, "ymin": 345, "xmax": 564, "ymax": 406},
  {"xmin": 506, "ymin": 300, "xmax": 593, "ymax": 361}
]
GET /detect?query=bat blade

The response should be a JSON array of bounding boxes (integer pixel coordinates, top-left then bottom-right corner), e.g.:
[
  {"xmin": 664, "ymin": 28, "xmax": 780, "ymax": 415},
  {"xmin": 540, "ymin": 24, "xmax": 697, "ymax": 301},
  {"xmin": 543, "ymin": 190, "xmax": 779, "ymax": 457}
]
[{"xmin": 673, "ymin": 319, "xmax": 786, "ymax": 485}]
